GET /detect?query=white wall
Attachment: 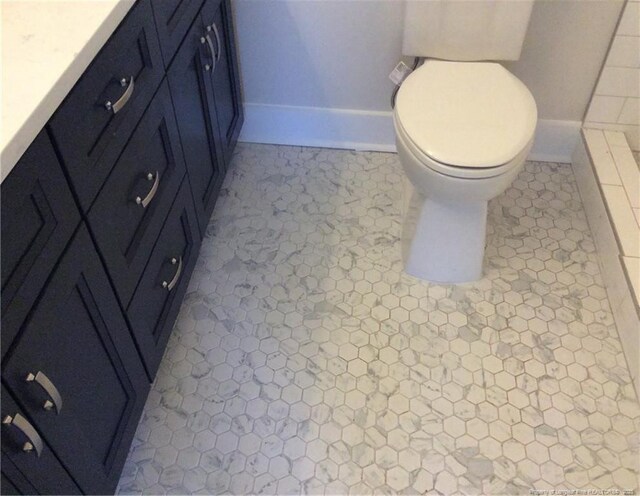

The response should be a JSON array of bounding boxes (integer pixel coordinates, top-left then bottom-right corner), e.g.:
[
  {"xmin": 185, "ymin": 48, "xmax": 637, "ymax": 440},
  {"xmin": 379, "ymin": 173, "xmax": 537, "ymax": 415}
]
[
  {"xmin": 506, "ymin": 0, "xmax": 624, "ymax": 122},
  {"xmin": 233, "ymin": 0, "xmax": 625, "ymax": 159},
  {"xmin": 234, "ymin": 1, "xmax": 402, "ymax": 111},
  {"xmin": 584, "ymin": 0, "xmax": 640, "ymax": 151}
]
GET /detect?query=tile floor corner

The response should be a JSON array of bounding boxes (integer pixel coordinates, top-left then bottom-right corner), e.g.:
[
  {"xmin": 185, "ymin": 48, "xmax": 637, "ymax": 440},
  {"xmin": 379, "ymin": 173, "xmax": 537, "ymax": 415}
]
[{"xmin": 117, "ymin": 144, "xmax": 640, "ymax": 495}]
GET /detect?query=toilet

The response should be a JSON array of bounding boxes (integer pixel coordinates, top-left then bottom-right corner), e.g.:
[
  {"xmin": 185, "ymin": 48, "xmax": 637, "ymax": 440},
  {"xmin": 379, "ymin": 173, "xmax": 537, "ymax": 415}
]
[{"xmin": 395, "ymin": 1, "xmax": 538, "ymax": 283}]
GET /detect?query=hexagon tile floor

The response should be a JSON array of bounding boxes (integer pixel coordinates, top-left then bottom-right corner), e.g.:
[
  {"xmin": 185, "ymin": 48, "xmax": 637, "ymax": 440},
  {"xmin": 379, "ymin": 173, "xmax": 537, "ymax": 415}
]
[{"xmin": 117, "ymin": 144, "xmax": 640, "ymax": 495}]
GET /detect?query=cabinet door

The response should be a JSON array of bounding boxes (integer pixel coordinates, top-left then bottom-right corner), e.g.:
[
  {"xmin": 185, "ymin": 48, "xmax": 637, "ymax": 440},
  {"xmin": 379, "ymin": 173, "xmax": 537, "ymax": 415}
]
[
  {"xmin": 200, "ymin": 0, "xmax": 244, "ymax": 166},
  {"xmin": 88, "ymin": 81, "xmax": 186, "ymax": 307},
  {"xmin": 1, "ymin": 469, "xmax": 23, "ymax": 496},
  {"xmin": 1, "ymin": 386, "xmax": 80, "ymax": 495},
  {"xmin": 1, "ymin": 131, "xmax": 80, "ymax": 359},
  {"xmin": 127, "ymin": 180, "xmax": 202, "ymax": 379},
  {"xmin": 2, "ymin": 226, "xmax": 149, "ymax": 495},
  {"xmin": 168, "ymin": 13, "xmax": 226, "ymax": 234},
  {"xmin": 48, "ymin": 0, "xmax": 164, "ymax": 211},
  {"xmin": 151, "ymin": 0, "xmax": 204, "ymax": 66}
]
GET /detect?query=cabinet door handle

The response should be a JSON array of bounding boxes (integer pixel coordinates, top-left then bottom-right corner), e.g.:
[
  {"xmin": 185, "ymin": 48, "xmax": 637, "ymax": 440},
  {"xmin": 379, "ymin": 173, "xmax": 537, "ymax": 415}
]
[
  {"xmin": 211, "ymin": 23, "xmax": 221, "ymax": 63},
  {"xmin": 105, "ymin": 76, "xmax": 135, "ymax": 114},
  {"xmin": 2, "ymin": 413, "xmax": 43, "ymax": 457},
  {"xmin": 204, "ymin": 34, "xmax": 217, "ymax": 74},
  {"xmin": 25, "ymin": 371, "xmax": 63, "ymax": 414},
  {"xmin": 135, "ymin": 171, "xmax": 160, "ymax": 208},
  {"xmin": 162, "ymin": 256, "xmax": 183, "ymax": 291}
]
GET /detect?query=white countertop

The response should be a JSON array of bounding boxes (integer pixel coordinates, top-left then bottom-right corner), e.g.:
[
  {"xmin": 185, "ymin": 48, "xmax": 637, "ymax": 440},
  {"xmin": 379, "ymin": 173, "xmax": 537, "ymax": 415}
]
[{"xmin": 1, "ymin": 0, "xmax": 135, "ymax": 183}]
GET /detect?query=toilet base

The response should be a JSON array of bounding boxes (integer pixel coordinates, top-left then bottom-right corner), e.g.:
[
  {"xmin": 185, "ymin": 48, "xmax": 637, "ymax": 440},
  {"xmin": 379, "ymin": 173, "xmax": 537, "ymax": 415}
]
[{"xmin": 402, "ymin": 179, "xmax": 488, "ymax": 283}]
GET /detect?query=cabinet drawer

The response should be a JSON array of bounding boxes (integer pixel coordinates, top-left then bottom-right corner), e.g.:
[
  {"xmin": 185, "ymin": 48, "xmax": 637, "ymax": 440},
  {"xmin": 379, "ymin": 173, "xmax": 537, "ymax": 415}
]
[
  {"xmin": 48, "ymin": 0, "xmax": 164, "ymax": 211},
  {"xmin": 1, "ymin": 386, "xmax": 81, "ymax": 495},
  {"xmin": 88, "ymin": 80, "xmax": 186, "ymax": 306},
  {"xmin": 1, "ymin": 131, "xmax": 80, "ymax": 359},
  {"xmin": 1, "ymin": 225, "xmax": 149, "ymax": 495},
  {"xmin": 151, "ymin": 0, "xmax": 204, "ymax": 66},
  {"xmin": 127, "ymin": 179, "xmax": 202, "ymax": 379}
]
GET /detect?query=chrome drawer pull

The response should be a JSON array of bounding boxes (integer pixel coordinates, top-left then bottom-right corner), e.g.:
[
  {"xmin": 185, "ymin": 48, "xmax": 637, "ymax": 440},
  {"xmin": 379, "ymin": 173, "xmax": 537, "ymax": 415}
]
[
  {"xmin": 135, "ymin": 171, "xmax": 160, "ymax": 208},
  {"xmin": 25, "ymin": 371, "xmax": 63, "ymax": 414},
  {"xmin": 162, "ymin": 256, "xmax": 183, "ymax": 291},
  {"xmin": 105, "ymin": 76, "xmax": 135, "ymax": 114},
  {"xmin": 211, "ymin": 23, "xmax": 221, "ymax": 63},
  {"xmin": 205, "ymin": 34, "xmax": 217, "ymax": 73},
  {"xmin": 2, "ymin": 413, "xmax": 43, "ymax": 457}
]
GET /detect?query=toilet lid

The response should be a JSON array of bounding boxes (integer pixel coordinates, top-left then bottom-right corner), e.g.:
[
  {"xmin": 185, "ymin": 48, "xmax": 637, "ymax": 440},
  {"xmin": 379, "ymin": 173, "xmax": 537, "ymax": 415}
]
[{"xmin": 395, "ymin": 60, "xmax": 537, "ymax": 168}]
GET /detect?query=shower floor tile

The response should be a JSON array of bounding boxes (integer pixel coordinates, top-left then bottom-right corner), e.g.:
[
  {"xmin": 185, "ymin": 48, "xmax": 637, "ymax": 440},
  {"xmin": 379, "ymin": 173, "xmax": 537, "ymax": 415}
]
[{"xmin": 117, "ymin": 144, "xmax": 640, "ymax": 495}]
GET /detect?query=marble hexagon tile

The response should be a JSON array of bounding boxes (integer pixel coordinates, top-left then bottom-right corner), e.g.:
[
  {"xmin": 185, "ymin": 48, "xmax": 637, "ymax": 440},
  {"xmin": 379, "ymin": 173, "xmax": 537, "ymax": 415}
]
[{"xmin": 117, "ymin": 144, "xmax": 640, "ymax": 495}]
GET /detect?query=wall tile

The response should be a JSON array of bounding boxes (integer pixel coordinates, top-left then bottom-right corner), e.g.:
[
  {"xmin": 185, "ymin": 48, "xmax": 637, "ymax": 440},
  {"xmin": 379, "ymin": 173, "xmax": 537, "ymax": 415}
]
[
  {"xmin": 605, "ymin": 131, "xmax": 640, "ymax": 210},
  {"xmin": 584, "ymin": 0, "xmax": 639, "ymax": 151},
  {"xmin": 618, "ymin": 97, "xmax": 640, "ymax": 125},
  {"xmin": 607, "ymin": 35, "xmax": 640, "ymax": 68},
  {"xmin": 618, "ymin": 2, "xmax": 640, "ymax": 37},
  {"xmin": 595, "ymin": 67, "xmax": 640, "ymax": 98},
  {"xmin": 585, "ymin": 95, "xmax": 625, "ymax": 123}
]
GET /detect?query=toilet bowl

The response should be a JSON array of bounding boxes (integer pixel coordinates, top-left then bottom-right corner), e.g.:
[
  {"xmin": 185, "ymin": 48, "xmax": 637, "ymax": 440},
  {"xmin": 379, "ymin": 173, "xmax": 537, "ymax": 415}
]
[{"xmin": 394, "ymin": 60, "xmax": 537, "ymax": 283}]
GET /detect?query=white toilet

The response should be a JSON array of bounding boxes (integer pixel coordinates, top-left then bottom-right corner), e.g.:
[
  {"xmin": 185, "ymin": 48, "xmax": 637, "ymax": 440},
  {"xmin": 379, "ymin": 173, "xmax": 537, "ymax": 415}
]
[{"xmin": 395, "ymin": 1, "xmax": 538, "ymax": 283}]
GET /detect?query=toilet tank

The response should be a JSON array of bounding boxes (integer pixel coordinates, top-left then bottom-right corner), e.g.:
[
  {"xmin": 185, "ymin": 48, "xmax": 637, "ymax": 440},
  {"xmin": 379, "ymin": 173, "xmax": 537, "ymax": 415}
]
[{"xmin": 403, "ymin": 0, "xmax": 535, "ymax": 61}]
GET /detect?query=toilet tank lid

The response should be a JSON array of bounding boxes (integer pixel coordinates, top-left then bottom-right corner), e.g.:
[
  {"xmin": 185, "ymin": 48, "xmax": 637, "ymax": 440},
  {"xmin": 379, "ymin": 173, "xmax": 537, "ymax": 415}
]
[{"xmin": 395, "ymin": 61, "xmax": 537, "ymax": 168}]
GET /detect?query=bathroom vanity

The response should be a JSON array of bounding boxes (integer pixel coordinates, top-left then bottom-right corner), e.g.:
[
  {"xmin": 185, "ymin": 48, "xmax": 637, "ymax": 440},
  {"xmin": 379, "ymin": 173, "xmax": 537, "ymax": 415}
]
[{"xmin": 0, "ymin": 0, "xmax": 243, "ymax": 493}]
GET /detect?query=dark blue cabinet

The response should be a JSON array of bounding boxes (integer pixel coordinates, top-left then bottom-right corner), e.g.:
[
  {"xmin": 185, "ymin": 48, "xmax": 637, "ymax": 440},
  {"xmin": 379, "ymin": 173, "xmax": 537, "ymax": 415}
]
[
  {"xmin": 1, "ymin": 386, "xmax": 81, "ymax": 495},
  {"xmin": 151, "ymin": 0, "xmax": 205, "ymax": 66},
  {"xmin": 88, "ymin": 81, "xmax": 187, "ymax": 306},
  {"xmin": 1, "ymin": 131, "xmax": 80, "ymax": 359},
  {"xmin": 0, "ymin": 386, "xmax": 81, "ymax": 494},
  {"xmin": 168, "ymin": 9, "xmax": 226, "ymax": 234},
  {"xmin": 2, "ymin": 227, "xmax": 149, "ymax": 494},
  {"xmin": 168, "ymin": 0, "xmax": 243, "ymax": 234},
  {"xmin": 127, "ymin": 180, "xmax": 202, "ymax": 379},
  {"xmin": 200, "ymin": 0, "xmax": 244, "ymax": 166},
  {"xmin": 48, "ymin": 0, "xmax": 164, "ymax": 211},
  {"xmin": 1, "ymin": 0, "xmax": 242, "ymax": 492}
]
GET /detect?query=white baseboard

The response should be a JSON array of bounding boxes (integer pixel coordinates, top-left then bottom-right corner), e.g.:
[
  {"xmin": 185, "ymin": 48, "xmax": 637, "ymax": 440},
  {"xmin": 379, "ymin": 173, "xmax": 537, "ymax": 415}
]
[
  {"xmin": 239, "ymin": 103, "xmax": 397, "ymax": 153},
  {"xmin": 239, "ymin": 103, "xmax": 581, "ymax": 163}
]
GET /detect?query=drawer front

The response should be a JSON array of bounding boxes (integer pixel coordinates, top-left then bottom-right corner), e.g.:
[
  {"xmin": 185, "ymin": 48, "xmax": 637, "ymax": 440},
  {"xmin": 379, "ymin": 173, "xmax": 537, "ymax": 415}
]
[
  {"xmin": 200, "ymin": 0, "xmax": 244, "ymax": 166},
  {"xmin": 48, "ymin": 0, "xmax": 164, "ymax": 211},
  {"xmin": 88, "ymin": 80, "xmax": 186, "ymax": 306},
  {"xmin": 127, "ymin": 179, "xmax": 202, "ymax": 379},
  {"xmin": 2, "ymin": 226, "xmax": 149, "ymax": 495},
  {"xmin": 1, "ymin": 386, "xmax": 81, "ymax": 495},
  {"xmin": 1, "ymin": 131, "xmax": 80, "ymax": 359},
  {"xmin": 151, "ymin": 0, "xmax": 205, "ymax": 66}
]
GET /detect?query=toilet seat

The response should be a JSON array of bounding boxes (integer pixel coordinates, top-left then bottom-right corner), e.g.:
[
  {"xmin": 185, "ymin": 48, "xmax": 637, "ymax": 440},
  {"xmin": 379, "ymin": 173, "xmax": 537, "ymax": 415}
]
[
  {"xmin": 394, "ymin": 60, "xmax": 537, "ymax": 177},
  {"xmin": 394, "ymin": 116, "xmax": 532, "ymax": 179}
]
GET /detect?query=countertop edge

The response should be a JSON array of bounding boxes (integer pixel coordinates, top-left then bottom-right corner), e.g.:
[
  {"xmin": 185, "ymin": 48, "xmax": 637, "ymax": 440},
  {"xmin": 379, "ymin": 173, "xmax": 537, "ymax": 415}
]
[{"xmin": 1, "ymin": 1, "xmax": 136, "ymax": 184}]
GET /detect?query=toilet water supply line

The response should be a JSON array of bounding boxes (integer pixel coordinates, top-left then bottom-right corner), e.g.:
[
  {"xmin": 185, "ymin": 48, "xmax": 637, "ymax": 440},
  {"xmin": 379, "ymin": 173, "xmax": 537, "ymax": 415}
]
[{"xmin": 390, "ymin": 57, "xmax": 422, "ymax": 109}]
